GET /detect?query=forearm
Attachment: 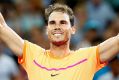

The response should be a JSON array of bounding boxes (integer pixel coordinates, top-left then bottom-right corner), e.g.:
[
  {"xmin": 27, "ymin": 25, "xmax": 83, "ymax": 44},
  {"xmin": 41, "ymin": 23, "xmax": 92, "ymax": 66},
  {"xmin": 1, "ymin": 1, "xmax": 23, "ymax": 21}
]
[
  {"xmin": 0, "ymin": 23, "xmax": 24, "ymax": 56},
  {"xmin": 99, "ymin": 34, "xmax": 119, "ymax": 62}
]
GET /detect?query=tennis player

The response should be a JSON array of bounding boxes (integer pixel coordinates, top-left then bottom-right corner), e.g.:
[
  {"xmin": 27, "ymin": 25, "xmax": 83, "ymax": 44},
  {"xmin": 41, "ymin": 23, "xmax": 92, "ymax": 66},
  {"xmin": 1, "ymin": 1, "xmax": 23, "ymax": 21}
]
[{"xmin": 0, "ymin": 3, "xmax": 119, "ymax": 80}]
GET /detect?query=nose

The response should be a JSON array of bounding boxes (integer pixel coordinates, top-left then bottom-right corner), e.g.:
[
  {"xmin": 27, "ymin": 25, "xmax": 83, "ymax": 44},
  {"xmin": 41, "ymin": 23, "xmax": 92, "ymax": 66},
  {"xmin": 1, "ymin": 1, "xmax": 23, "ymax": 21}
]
[
  {"xmin": 54, "ymin": 24, "xmax": 61, "ymax": 30},
  {"xmin": 54, "ymin": 27, "xmax": 61, "ymax": 30}
]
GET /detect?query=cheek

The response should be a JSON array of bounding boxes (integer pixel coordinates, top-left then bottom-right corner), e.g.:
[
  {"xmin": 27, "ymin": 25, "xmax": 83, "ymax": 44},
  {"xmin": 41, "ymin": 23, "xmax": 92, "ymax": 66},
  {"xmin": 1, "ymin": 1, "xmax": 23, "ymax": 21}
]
[
  {"xmin": 47, "ymin": 32, "xmax": 52, "ymax": 38},
  {"xmin": 47, "ymin": 28, "xmax": 52, "ymax": 35},
  {"xmin": 65, "ymin": 30, "xmax": 72, "ymax": 37},
  {"xmin": 46, "ymin": 30, "xmax": 51, "ymax": 38}
]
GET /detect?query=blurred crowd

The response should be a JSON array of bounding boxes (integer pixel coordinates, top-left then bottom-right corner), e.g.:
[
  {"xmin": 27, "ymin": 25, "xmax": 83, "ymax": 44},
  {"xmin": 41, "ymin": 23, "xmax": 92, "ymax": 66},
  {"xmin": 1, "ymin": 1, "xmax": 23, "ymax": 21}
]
[{"xmin": 0, "ymin": 0, "xmax": 119, "ymax": 80}]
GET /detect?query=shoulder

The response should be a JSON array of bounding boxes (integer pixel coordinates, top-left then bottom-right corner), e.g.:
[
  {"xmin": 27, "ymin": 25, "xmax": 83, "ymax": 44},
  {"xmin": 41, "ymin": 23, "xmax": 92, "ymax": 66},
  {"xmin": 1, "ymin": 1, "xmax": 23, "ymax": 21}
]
[
  {"xmin": 74, "ymin": 46, "xmax": 98, "ymax": 58},
  {"xmin": 24, "ymin": 40, "xmax": 45, "ymax": 51},
  {"xmin": 76, "ymin": 46, "xmax": 98, "ymax": 52}
]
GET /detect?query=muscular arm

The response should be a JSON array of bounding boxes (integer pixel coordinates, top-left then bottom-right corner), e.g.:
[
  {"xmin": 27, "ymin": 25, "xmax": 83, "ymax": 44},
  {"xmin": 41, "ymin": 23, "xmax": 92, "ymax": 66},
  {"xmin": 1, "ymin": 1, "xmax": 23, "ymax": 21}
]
[
  {"xmin": 0, "ymin": 13, "xmax": 24, "ymax": 57},
  {"xmin": 99, "ymin": 34, "xmax": 119, "ymax": 63}
]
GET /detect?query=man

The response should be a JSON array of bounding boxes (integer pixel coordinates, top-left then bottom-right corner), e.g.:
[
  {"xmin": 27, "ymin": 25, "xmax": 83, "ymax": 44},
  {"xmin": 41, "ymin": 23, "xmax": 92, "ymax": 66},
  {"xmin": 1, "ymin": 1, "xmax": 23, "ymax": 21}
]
[{"xmin": 0, "ymin": 3, "xmax": 119, "ymax": 80}]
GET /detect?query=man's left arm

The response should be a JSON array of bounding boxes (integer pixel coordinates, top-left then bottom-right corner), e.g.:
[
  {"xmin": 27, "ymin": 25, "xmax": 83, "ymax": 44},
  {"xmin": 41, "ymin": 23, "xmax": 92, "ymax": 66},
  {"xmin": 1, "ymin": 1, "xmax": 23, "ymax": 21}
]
[{"xmin": 98, "ymin": 34, "xmax": 119, "ymax": 63}]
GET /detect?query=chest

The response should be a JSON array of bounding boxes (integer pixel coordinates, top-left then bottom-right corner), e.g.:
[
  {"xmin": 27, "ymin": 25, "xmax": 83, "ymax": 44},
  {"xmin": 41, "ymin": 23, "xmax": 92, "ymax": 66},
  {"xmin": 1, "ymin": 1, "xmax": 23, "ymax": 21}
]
[{"xmin": 26, "ymin": 57, "xmax": 94, "ymax": 80}]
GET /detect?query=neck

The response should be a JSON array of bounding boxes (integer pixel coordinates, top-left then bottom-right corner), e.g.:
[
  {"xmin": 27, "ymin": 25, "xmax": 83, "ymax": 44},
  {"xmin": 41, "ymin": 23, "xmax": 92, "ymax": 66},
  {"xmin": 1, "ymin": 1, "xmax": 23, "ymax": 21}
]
[{"xmin": 49, "ymin": 41, "xmax": 71, "ymax": 58}]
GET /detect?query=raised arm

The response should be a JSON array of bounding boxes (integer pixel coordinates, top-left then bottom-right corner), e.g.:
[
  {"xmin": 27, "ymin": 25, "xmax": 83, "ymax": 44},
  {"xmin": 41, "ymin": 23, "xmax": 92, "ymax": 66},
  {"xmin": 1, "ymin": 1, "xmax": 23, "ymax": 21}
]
[
  {"xmin": 0, "ymin": 13, "xmax": 24, "ymax": 57},
  {"xmin": 98, "ymin": 34, "xmax": 119, "ymax": 63}
]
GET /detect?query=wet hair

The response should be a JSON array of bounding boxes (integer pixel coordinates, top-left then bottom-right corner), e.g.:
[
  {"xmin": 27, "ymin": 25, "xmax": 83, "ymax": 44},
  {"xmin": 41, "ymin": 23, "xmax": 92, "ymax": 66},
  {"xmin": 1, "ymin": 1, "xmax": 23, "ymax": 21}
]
[{"xmin": 45, "ymin": 3, "xmax": 74, "ymax": 26}]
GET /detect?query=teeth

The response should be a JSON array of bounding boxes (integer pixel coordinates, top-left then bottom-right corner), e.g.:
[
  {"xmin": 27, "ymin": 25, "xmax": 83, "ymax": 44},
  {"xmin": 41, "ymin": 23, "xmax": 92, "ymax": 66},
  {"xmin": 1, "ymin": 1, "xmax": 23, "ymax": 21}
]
[{"xmin": 54, "ymin": 34, "xmax": 61, "ymax": 36}]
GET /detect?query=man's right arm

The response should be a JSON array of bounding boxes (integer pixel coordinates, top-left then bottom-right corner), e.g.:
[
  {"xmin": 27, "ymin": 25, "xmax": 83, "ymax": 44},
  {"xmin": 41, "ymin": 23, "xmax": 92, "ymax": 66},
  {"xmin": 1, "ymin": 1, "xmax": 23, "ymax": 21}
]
[{"xmin": 0, "ymin": 13, "xmax": 24, "ymax": 57}]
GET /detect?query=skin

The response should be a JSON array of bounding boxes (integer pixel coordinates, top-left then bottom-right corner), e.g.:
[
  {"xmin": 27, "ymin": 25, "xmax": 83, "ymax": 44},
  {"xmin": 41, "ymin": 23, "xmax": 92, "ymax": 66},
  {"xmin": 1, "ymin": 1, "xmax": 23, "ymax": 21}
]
[
  {"xmin": 0, "ymin": 11, "xmax": 119, "ymax": 62},
  {"xmin": 47, "ymin": 11, "xmax": 75, "ymax": 58}
]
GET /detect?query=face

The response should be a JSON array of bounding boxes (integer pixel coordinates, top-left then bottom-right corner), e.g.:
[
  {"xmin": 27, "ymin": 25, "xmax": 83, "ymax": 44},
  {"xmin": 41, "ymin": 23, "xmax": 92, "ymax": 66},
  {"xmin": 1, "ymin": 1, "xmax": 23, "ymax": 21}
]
[{"xmin": 47, "ymin": 11, "xmax": 75, "ymax": 46}]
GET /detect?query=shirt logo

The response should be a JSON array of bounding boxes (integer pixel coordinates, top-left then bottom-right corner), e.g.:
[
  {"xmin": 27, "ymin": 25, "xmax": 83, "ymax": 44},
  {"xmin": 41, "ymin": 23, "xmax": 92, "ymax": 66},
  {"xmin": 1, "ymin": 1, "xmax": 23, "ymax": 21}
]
[{"xmin": 51, "ymin": 73, "xmax": 59, "ymax": 77}]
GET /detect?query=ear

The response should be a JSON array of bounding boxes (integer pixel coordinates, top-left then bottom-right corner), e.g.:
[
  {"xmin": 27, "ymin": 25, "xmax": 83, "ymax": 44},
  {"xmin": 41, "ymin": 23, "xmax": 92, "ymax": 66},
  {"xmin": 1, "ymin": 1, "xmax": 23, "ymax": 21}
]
[{"xmin": 71, "ymin": 26, "xmax": 76, "ymax": 34}]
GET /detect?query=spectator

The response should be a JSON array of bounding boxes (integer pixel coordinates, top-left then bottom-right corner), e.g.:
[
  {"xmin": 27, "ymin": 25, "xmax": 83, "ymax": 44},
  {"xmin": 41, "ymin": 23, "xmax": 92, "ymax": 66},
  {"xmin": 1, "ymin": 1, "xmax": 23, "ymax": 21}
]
[
  {"xmin": 0, "ymin": 39, "xmax": 20, "ymax": 80},
  {"xmin": 86, "ymin": 0, "xmax": 117, "ymax": 35}
]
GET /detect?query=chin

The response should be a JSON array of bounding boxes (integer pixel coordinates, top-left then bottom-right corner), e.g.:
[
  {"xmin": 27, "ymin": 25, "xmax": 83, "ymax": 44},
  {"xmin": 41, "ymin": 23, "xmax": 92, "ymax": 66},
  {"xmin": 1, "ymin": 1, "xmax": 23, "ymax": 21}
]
[
  {"xmin": 52, "ymin": 40, "xmax": 67, "ymax": 46},
  {"xmin": 49, "ymin": 34, "xmax": 70, "ymax": 46},
  {"xmin": 51, "ymin": 38, "xmax": 69, "ymax": 46}
]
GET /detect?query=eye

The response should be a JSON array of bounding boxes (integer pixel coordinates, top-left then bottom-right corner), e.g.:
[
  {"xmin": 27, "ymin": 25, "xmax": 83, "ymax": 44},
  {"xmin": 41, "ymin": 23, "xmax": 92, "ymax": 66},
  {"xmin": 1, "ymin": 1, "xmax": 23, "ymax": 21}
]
[
  {"xmin": 60, "ymin": 20, "xmax": 67, "ymax": 24},
  {"xmin": 49, "ymin": 21, "xmax": 55, "ymax": 25}
]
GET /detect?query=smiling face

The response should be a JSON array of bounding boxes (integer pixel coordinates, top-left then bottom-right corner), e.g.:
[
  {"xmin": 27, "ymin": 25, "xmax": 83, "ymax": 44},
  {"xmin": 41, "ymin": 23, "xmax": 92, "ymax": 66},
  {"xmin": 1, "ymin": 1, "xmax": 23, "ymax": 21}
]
[{"xmin": 47, "ymin": 11, "xmax": 75, "ymax": 46}]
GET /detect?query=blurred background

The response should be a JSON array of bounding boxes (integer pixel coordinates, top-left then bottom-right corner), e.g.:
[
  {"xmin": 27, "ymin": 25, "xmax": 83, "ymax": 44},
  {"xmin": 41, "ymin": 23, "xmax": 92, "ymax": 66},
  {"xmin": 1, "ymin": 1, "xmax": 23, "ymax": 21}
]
[{"xmin": 0, "ymin": 0, "xmax": 119, "ymax": 80}]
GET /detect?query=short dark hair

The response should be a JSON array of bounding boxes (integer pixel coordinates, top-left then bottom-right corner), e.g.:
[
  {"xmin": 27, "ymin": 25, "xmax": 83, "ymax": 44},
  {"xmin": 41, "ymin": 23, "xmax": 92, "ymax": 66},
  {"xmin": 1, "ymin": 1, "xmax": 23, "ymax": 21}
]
[{"xmin": 45, "ymin": 3, "xmax": 74, "ymax": 26}]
